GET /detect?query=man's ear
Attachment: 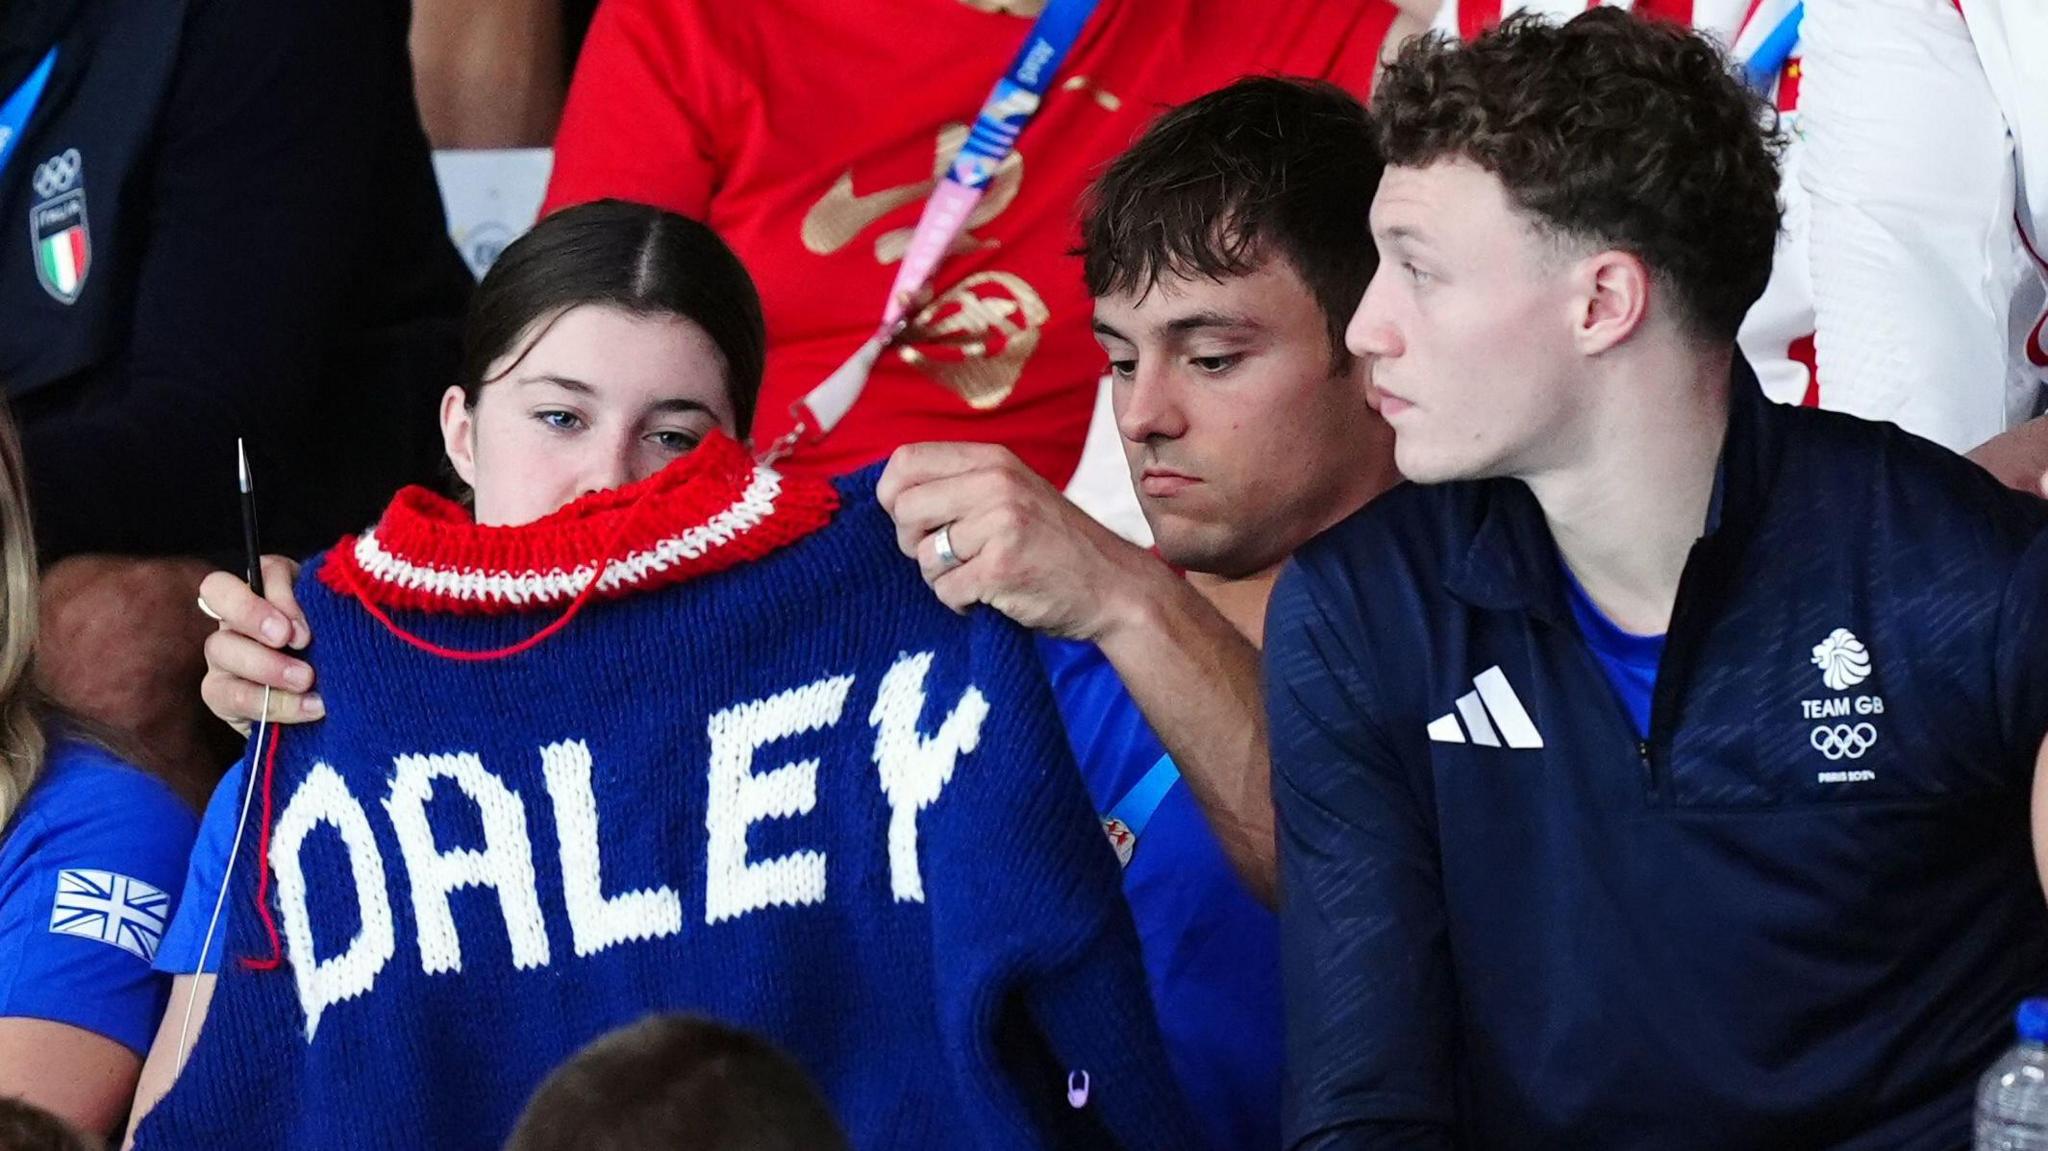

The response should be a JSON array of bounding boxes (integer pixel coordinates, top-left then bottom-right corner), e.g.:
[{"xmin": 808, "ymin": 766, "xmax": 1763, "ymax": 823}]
[{"xmin": 1571, "ymin": 249, "xmax": 1652, "ymax": 356}]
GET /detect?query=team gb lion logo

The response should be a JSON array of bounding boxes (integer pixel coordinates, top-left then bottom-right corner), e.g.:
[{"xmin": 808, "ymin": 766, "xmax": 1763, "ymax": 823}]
[{"xmin": 1811, "ymin": 628, "xmax": 1871, "ymax": 692}]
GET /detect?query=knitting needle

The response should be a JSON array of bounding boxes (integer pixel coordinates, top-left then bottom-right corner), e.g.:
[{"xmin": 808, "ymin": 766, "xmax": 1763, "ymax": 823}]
[
  {"xmin": 177, "ymin": 440, "xmax": 275, "ymax": 1070},
  {"xmin": 239, "ymin": 439, "xmax": 264, "ymax": 598}
]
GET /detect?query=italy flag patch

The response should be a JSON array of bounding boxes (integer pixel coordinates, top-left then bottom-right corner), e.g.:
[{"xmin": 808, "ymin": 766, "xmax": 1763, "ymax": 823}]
[{"xmin": 29, "ymin": 148, "xmax": 89, "ymax": 305}]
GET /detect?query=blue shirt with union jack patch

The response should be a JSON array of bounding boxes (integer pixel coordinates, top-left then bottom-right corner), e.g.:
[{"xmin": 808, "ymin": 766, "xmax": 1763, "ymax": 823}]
[{"xmin": 0, "ymin": 738, "xmax": 197, "ymax": 1055}]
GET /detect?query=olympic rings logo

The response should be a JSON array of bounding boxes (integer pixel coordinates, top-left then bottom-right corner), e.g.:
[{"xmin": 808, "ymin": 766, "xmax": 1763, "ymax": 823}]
[
  {"xmin": 32, "ymin": 149, "xmax": 81, "ymax": 201},
  {"xmin": 1810, "ymin": 723, "xmax": 1877, "ymax": 761}
]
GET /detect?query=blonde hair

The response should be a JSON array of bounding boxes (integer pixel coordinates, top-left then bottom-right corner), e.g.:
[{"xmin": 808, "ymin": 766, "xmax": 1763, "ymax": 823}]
[{"xmin": 0, "ymin": 406, "xmax": 47, "ymax": 829}]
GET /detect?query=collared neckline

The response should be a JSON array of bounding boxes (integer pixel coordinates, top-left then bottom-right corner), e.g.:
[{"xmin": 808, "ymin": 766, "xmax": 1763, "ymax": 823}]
[
  {"xmin": 318, "ymin": 431, "xmax": 840, "ymax": 614},
  {"xmin": 1443, "ymin": 354, "xmax": 1777, "ymax": 625}
]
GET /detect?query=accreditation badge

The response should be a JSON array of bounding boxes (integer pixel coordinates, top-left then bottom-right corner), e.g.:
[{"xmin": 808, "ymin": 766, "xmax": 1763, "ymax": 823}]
[{"xmin": 1101, "ymin": 816, "xmax": 1135, "ymax": 869}]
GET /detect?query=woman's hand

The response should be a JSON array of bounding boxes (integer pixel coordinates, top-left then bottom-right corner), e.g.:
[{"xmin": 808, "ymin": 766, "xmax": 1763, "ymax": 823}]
[{"xmin": 197, "ymin": 556, "xmax": 320, "ymax": 736}]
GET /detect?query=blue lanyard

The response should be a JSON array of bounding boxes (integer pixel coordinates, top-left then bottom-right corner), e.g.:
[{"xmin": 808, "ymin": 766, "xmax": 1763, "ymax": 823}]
[
  {"xmin": 1105, "ymin": 753, "xmax": 1180, "ymax": 840},
  {"xmin": 0, "ymin": 48, "xmax": 57, "ymax": 182},
  {"xmin": 947, "ymin": 0, "xmax": 1100, "ymax": 191},
  {"xmin": 1742, "ymin": 3, "xmax": 1802, "ymax": 93}
]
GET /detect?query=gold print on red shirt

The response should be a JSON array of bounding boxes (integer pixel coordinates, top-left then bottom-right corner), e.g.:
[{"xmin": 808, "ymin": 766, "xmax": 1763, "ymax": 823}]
[
  {"xmin": 799, "ymin": 122, "xmax": 1042, "ymax": 410},
  {"xmin": 899, "ymin": 271, "xmax": 1052, "ymax": 410},
  {"xmin": 800, "ymin": 123, "xmax": 1024, "ymax": 263}
]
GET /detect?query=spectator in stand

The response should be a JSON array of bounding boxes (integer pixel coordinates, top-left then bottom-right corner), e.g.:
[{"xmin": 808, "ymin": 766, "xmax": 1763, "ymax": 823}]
[
  {"xmin": 879, "ymin": 78, "xmax": 1397, "ymax": 1149},
  {"xmin": 1435, "ymin": 0, "xmax": 2048, "ymax": 499},
  {"xmin": 0, "ymin": 402, "xmax": 196, "ymax": 1140},
  {"xmin": 193, "ymin": 76, "xmax": 1403, "ymax": 1151},
  {"xmin": 1272, "ymin": 13, "xmax": 2048, "ymax": 1145},
  {"xmin": 0, "ymin": 1098, "xmax": 95, "ymax": 1151},
  {"xmin": 1798, "ymin": 0, "xmax": 2048, "ymax": 494},
  {"xmin": 0, "ymin": 0, "xmax": 472, "ymax": 803},
  {"xmin": 503, "ymin": 1016, "xmax": 850, "ymax": 1151},
  {"xmin": 1427, "ymin": 0, "xmax": 1824, "ymax": 416},
  {"xmin": 541, "ymin": 0, "xmax": 1414, "ymax": 491}
]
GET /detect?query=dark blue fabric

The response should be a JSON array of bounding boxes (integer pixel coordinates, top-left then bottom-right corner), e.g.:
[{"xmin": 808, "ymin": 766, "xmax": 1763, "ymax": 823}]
[
  {"xmin": 1559, "ymin": 565, "xmax": 1665, "ymax": 741},
  {"xmin": 136, "ymin": 469, "xmax": 1195, "ymax": 1151},
  {"xmin": 0, "ymin": 0, "xmax": 469, "ymax": 562},
  {"xmin": 1267, "ymin": 359, "xmax": 2048, "ymax": 1150},
  {"xmin": 1039, "ymin": 636, "xmax": 1282, "ymax": 1151},
  {"xmin": 0, "ymin": 739, "xmax": 197, "ymax": 1054}
]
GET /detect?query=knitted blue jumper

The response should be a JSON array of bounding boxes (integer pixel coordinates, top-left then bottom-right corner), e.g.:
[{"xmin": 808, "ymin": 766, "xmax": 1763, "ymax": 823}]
[{"xmin": 135, "ymin": 437, "xmax": 1193, "ymax": 1150}]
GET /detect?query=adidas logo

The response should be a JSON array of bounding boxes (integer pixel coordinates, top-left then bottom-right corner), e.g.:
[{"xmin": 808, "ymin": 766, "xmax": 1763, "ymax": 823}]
[{"xmin": 1427, "ymin": 666, "xmax": 1545, "ymax": 749}]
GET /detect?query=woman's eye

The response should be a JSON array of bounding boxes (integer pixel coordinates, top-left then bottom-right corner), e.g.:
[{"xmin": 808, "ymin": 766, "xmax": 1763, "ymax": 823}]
[
  {"xmin": 1107, "ymin": 359, "xmax": 1137, "ymax": 380},
  {"xmin": 537, "ymin": 410, "xmax": 583, "ymax": 432},
  {"xmin": 649, "ymin": 429, "xmax": 702, "ymax": 452},
  {"xmin": 1404, "ymin": 262, "xmax": 1432, "ymax": 286}
]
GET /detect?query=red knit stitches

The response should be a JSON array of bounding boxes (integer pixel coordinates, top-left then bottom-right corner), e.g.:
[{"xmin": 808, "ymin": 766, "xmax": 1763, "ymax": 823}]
[
  {"xmin": 318, "ymin": 432, "xmax": 839, "ymax": 614},
  {"xmin": 240, "ymin": 722, "xmax": 287, "ymax": 972},
  {"xmin": 243, "ymin": 438, "xmax": 840, "ymax": 969}
]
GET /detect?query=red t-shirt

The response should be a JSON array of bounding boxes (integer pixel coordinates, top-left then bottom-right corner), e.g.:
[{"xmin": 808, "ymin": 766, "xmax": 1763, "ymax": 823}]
[{"xmin": 545, "ymin": 0, "xmax": 1396, "ymax": 484}]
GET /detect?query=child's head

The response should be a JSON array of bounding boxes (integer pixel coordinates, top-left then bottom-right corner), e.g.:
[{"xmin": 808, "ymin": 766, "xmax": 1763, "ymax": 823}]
[
  {"xmin": 442, "ymin": 200, "xmax": 767, "ymax": 527},
  {"xmin": 503, "ymin": 1015, "xmax": 850, "ymax": 1151},
  {"xmin": 0, "ymin": 1098, "xmax": 95, "ymax": 1151}
]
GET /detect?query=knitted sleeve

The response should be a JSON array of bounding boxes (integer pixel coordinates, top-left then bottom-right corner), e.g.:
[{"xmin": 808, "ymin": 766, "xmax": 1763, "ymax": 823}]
[{"xmin": 911, "ymin": 606, "xmax": 1198, "ymax": 1149}]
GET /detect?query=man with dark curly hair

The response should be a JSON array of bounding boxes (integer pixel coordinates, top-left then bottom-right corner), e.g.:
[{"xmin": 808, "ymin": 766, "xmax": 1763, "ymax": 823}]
[{"xmin": 1266, "ymin": 9, "xmax": 2048, "ymax": 1149}]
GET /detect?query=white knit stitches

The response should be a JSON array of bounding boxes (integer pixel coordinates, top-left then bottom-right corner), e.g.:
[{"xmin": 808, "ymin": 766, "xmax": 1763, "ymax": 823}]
[
  {"xmin": 384, "ymin": 752, "xmax": 552, "ymax": 976},
  {"xmin": 272, "ymin": 763, "xmax": 397, "ymax": 1044},
  {"xmin": 702, "ymin": 674, "xmax": 852, "ymax": 926},
  {"xmin": 870, "ymin": 652, "xmax": 988, "ymax": 904},
  {"xmin": 349, "ymin": 465, "xmax": 787, "ymax": 606},
  {"xmin": 541, "ymin": 739, "xmax": 684, "ymax": 957}
]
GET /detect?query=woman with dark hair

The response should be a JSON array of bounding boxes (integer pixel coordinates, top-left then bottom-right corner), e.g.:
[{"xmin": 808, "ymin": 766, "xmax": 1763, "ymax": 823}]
[
  {"xmin": 130, "ymin": 197, "xmax": 770, "ymax": 1129},
  {"xmin": 128, "ymin": 199, "xmax": 1187, "ymax": 1150}
]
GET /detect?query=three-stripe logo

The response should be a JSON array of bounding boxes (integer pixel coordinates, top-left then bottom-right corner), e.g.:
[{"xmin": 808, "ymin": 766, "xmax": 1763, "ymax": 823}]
[{"xmin": 1427, "ymin": 666, "xmax": 1545, "ymax": 749}]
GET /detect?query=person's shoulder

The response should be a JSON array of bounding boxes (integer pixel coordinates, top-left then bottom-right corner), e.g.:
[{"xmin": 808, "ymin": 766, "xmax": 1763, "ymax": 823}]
[
  {"xmin": 21, "ymin": 740, "xmax": 195, "ymax": 837},
  {"xmin": 1290, "ymin": 478, "xmax": 1486, "ymax": 583},
  {"xmin": 8, "ymin": 739, "xmax": 198, "ymax": 877},
  {"xmin": 775, "ymin": 460, "xmax": 896, "ymax": 577},
  {"xmin": 1271, "ymin": 479, "xmax": 1487, "ymax": 665},
  {"xmin": 829, "ymin": 458, "xmax": 885, "ymax": 510},
  {"xmin": 295, "ymin": 544, "xmax": 362, "ymax": 627},
  {"xmin": 1774, "ymin": 404, "xmax": 2048, "ymax": 552},
  {"xmin": 763, "ymin": 459, "xmax": 1041, "ymax": 643}
]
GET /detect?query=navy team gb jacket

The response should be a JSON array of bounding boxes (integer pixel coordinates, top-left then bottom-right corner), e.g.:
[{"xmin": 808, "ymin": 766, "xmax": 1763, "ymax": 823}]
[{"xmin": 1267, "ymin": 357, "xmax": 2048, "ymax": 1150}]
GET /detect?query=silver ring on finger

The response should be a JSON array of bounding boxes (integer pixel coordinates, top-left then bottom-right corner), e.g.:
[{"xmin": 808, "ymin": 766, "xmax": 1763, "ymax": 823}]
[{"xmin": 933, "ymin": 523, "xmax": 962, "ymax": 571}]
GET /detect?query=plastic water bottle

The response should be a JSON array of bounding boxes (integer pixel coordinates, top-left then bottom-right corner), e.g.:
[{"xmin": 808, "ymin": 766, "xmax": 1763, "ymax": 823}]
[{"xmin": 1977, "ymin": 999, "xmax": 2048, "ymax": 1149}]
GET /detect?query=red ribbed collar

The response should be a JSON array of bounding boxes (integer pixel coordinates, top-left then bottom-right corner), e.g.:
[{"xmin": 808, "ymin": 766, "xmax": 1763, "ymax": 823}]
[{"xmin": 319, "ymin": 432, "xmax": 839, "ymax": 614}]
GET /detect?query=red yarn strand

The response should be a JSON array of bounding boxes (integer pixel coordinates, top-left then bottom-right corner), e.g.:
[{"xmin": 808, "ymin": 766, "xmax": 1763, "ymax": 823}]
[
  {"xmin": 240, "ymin": 722, "xmax": 287, "ymax": 972},
  {"xmin": 336, "ymin": 486, "xmax": 648, "ymax": 664},
  {"xmin": 240, "ymin": 447, "xmax": 837, "ymax": 982}
]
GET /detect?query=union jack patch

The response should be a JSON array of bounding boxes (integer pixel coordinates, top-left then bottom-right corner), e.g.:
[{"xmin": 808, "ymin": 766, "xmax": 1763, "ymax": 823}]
[{"xmin": 48, "ymin": 869, "xmax": 169, "ymax": 962}]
